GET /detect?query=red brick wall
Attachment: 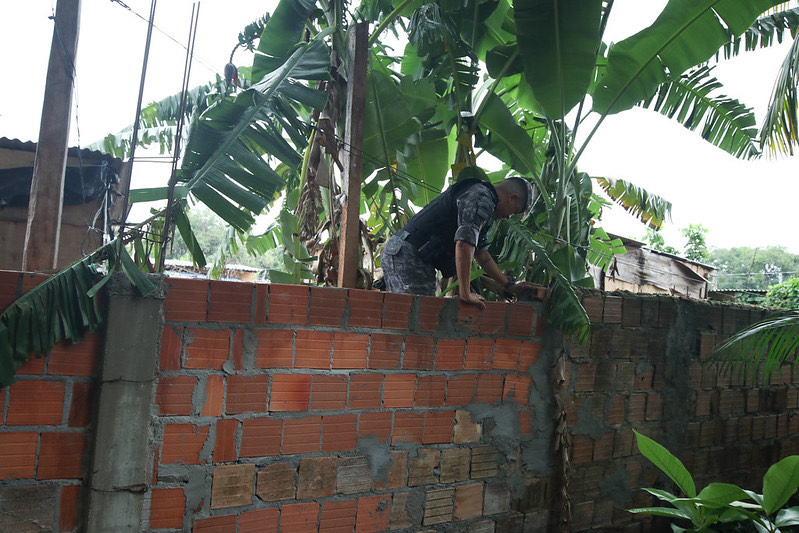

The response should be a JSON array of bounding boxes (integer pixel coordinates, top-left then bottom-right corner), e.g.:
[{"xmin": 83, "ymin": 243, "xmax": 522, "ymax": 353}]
[
  {"xmin": 149, "ymin": 279, "xmax": 544, "ymax": 531},
  {"xmin": 0, "ymin": 270, "xmax": 99, "ymax": 532},
  {"xmin": 567, "ymin": 291, "xmax": 793, "ymax": 531}
]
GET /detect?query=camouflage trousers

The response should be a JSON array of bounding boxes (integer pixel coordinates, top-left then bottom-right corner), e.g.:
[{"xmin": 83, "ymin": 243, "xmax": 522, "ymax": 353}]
[{"xmin": 381, "ymin": 231, "xmax": 436, "ymax": 296}]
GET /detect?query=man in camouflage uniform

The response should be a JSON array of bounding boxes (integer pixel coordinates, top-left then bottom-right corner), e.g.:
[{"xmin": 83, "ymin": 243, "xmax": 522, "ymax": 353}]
[{"xmin": 382, "ymin": 177, "xmax": 535, "ymax": 309}]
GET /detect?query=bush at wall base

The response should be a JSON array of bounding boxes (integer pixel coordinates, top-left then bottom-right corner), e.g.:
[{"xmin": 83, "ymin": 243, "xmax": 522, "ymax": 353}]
[{"xmin": 629, "ymin": 430, "xmax": 799, "ymax": 532}]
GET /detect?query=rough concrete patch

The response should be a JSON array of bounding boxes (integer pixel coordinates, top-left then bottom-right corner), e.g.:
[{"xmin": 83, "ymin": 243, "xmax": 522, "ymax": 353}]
[
  {"xmin": 467, "ymin": 403, "xmax": 521, "ymax": 457},
  {"xmin": 240, "ymin": 329, "xmax": 259, "ymax": 369},
  {"xmin": 357, "ymin": 435, "xmax": 393, "ymax": 482},
  {"xmin": 599, "ymin": 465, "xmax": 631, "ymax": 509},
  {"xmin": 521, "ymin": 440, "xmax": 550, "ymax": 476},
  {"xmin": 185, "ymin": 467, "xmax": 212, "ymax": 519},
  {"xmin": 0, "ymin": 484, "xmax": 57, "ymax": 532},
  {"xmin": 572, "ymin": 397, "xmax": 606, "ymax": 439},
  {"xmin": 404, "ymin": 490, "xmax": 425, "ymax": 528},
  {"xmin": 436, "ymin": 299, "xmax": 471, "ymax": 336}
]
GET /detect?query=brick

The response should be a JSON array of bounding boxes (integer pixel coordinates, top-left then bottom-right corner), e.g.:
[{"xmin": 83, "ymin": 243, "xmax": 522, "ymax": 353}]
[
  {"xmin": 149, "ymin": 487, "xmax": 185, "ymax": 529},
  {"xmin": 594, "ymin": 360, "xmax": 617, "ymax": 392},
  {"xmin": 389, "ymin": 491, "xmax": 415, "ymax": 530},
  {"xmin": 409, "ymin": 448, "xmax": 440, "ymax": 486},
  {"xmin": 7, "ymin": 380, "xmax": 64, "ymax": 425},
  {"xmin": 457, "ymin": 302, "xmax": 480, "ymax": 335},
  {"xmin": 59, "ymin": 485, "xmax": 81, "ymax": 531},
  {"xmin": 374, "ymin": 450, "xmax": 407, "ymax": 490},
  {"xmin": 254, "ymin": 329, "xmax": 294, "ymax": 368},
  {"xmin": 161, "ymin": 424, "xmax": 208, "ymax": 465},
  {"xmin": 424, "ymin": 410, "xmax": 454, "ymax": 444},
  {"xmin": 280, "ymin": 501, "xmax": 319, "ymax": 532},
  {"xmin": 355, "ymin": 495, "xmax": 391, "ymax": 533},
  {"xmin": 404, "ymin": 335, "xmax": 436, "ymax": 370},
  {"xmin": 267, "ymin": 283, "xmax": 308, "ymax": 325},
  {"xmin": 358, "ymin": 411, "xmax": 392, "ymax": 443},
  {"xmin": 0, "ymin": 432, "xmax": 37, "ymax": 478},
  {"xmin": 160, "ymin": 325, "xmax": 183, "ymax": 370},
  {"xmin": 214, "ymin": 419, "xmax": 238, "ymax": 463},
  {"xmin": 164, "ymin": 277, "xmax": 208, "ymax": 322},
  {"xmin": 208, "ymin": 280, "xmax": 253, "ymax": 323},
  {"xmin": 256, "ymin": 462, "xmax": 296, "ymax": 501},
  {"xmin": 383, "ymin": 374, "xmax": 416, "ymax": 408},
  {"xmin": 309, "ymin": 286, "xmax": 347, "ymax": 326},
  {"xmin": 519, "ymin": 341, "xmax": 541, "ymax": 372},
  {"xmin": 393, "ymin": 412, "xmax": 425, "ymax": 444},
  {"xmin": 231, "ymin": 329, "xmax": 244, "ymax": 371},
  {"xmin": 593, "ymin": 433, "xmax": 614, "ymax": 460},
  {"xmin": 435, "ymin": 339, "xmax": 465, "ymax": 370},
  {"xmin": 283, "ymin": 416, "xmax": 321, "ymax": 454},
  {"xmin": 202, "ymin": 374, "xmax": 225, "ymax": 417},
  {"xmin": 332, "ymin": 332, "xmax": 369, "ymax": 369},
  {"xmin": 582, "ymin": 294, "xmax": 603, "ymax": 323},
  {"xmin": 47, "ymin": 334, "xmax": 100, "ymax": 376},
  {"xmin": 240, "ymin": 417, "xmax": 282, "ymax": 458},
  {"xmin": 239, "ymin": 508, "xmax": 279, "ymax": 533},
  {"xmin": 185, "ymin": 329, "xmax": 230, "ymax": 369},
  {"xmin": 520, "ymin": 409, "xmax": 534, "ymax": 437},
  {"xmin": 295, "ymin": 330, "xmax": 333, "ymax": 369},
  {"xmin": 348, "ymin": 289, "xmax": 383, "ymax": 328},
  {"xmin": 503, "ymin": 375, "xmax": 531, "ymax": 405},
  {"xmin": 471, "ymin": 446, "xmax": 499, "ymax": 479},
  {"xmin": 16, "ymin": 353, "xmax": 46, "ymax": 375},
  {"xmin": 604, "ymin": 296, "xmax": 622, "ymax": 323},
  {"xmin": 337, "ymin": 455, "xmax": 371, "ymax": 495},
  {"xmin": 0, "ymin": 270, "xmax": 19, "ymax": 310},
  {"xmin": 465, "ymin": 338, "xmax": 493, "ymax": 370},
  {"xmin": 454, "ymin": 409, "xmax": 482, "ymax": 444},
  {"xmin": 455, "ymin": 482, "xmax": 483, "ymax": 521},
  {"xmin": 349, "ymin": 373, "xmax": 383, "ymax": 410},
  {"xmin": 68, "ymin": 381, "xmax": 95, "ymax": 428},
  {"xmin": 320, "ymin": 499, "xmax": 357, "ymax": 532},
  {"xmin": 211, "ymin": 463, "xmax": 254, "ymax": 509},
  {"xmin": 622, "ymin": 297, "xmax": 642, "ymax": 327},
  {"xmin": 369, "ymin": 333, "xmax": 402, "ymax": 369},
  {"xmin": 479, "ymin": 302, "xmax": 507, "ymax": 335},
  {"xmin": 310, "ymin": 374, "xmax": 348, "ymax": 411},
  {"xmin": 440, "ymin": 447, "xmax": 470, "ymax": 483},
  {"xmin": 475, "ymin": 374, "xmax": 504, "ymax": 404},
  {"xmin": 416, "ymin": 375, "xmax": 446, "ymax": 407},
  {"xmin": 424, "ymin": 487, "xmax": 455, "ymax": 525},
  {"xmin": 253, "ymin": 284, "xmax": 269, "ymax": 325},
  {"xmin": 322, "ymin": 414, "xmax": 357, "ymax": 452},
  {"xmin": 382, "ymin": 292, "xmax": 413, "ymax": 330},
  {"xmin": 493, "ymin": 338, "xmax": 521, "ymax": 370},
  {"xmin": 157, "ymin": 375, "xmax": 196, "ymax": 416},
  {"xmin": 645, "ymin": 392, "xmax": 662, "ymax": 421},
  {"xmin": 572, "ymin": 436, "xmax": 593, "ymax": 464},
  {"xmin": 226, "ymin": 374, "xmax": 269, "ymax": 414},
  {"xmin": 271, "ymin": 373, "xmax": 311, "ymax": 411},
  {"xmin": 194, "ymin": 515, "xmax": 237, "ymax": 532},
  {"xmin": 508, "ymin": 304, "xmax": 535, "ymax": 336},
  {"xmin": 37, "ymin": 432, "xmax": 87, "ymax": 479},
  {"xmin": 447, "ymin": 374, "xmax": 476, "ymax": 406},
  {"xmin": 417, "ymin": 297, "xmax": 445, "ymax": 333},
  {"xmin": 297, "ymin": 456, "xmax": 337, "ymax": 499}
]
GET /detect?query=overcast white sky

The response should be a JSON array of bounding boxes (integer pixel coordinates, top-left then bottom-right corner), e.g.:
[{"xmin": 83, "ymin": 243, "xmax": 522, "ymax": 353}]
[{"xmin": 1, "ymin": 1, "xmax": 797, "ymax": 253}]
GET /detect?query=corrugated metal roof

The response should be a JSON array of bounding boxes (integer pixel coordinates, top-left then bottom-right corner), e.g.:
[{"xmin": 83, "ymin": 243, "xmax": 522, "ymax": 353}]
[{"xmin": 0, "ymin": 137, "xmax": 123, "ymax": 167}]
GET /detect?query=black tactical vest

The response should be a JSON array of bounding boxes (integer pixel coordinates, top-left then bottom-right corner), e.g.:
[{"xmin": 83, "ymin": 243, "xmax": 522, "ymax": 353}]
[{"xmin": 401, "ymin": 178, "xmax": 498, "ymax": 277}]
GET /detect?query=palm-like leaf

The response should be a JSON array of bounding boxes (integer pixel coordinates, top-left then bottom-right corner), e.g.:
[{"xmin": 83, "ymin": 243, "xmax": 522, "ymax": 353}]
[
  {"xmin": 596, "ymin": 176, "xmax": 673, "ymax": 229},
  {"xmin": 593, "ymin": 0, "xmax": 785, "ymax": 116},
  {"xmin": 710, "ymin": 313, "xmax": 799, "ymax": 384},
  {"xmin": 513, "ymin": 0, "xmax": 604, "ymax": 120},
  {"xmin": 719, "ymin": 7, "xmax": 799, "ymax": 59},
  {"xmin": 760, "ymin": 32, "xmax": 799, "ymax": 156},
  {"xmin": 640, "ymin": 66, "xmax": 760, "ymax": 158},
  {"xmin": 0, "ymin": 239, "xmax": 155, "ymax": 388}
]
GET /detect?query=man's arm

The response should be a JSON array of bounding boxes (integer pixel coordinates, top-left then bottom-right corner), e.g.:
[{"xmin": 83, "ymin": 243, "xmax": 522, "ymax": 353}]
[{"xmin": 455, "ymin": 240, "xmax": 485, "ymax": 309}]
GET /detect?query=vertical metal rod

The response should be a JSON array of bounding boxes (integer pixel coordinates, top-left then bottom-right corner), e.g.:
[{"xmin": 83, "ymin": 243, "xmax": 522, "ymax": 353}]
[{"xmin": 159, "ymin": 2, "xmax": 200, "ymax": 272}]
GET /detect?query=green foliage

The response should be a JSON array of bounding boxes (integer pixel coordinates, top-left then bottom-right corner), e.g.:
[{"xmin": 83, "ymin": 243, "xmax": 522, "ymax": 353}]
[
  {"xmin": 596, "ymin": 177, "xmax": 672, "ymax": 230},
  {"xmin": 630, "ymin": 430, "xmax": 799, "ymax": 532},
  {"xmin": 764, "ymin": 277, "xmax": 799, "ymax": 310},
  {"xmin": 709, "ymin": 246, "xmax": 799, "ymax": 290},
  {"xmin": 681, "ymin": 224, "xmax": 710, "ymax": 263},
  {"xmin": 0, "ymin": 240, "xmax": 155, "ymax": 388},
  {"xmin": 644, "ymin": 228, "xmax": 680, "ymax": 255}
]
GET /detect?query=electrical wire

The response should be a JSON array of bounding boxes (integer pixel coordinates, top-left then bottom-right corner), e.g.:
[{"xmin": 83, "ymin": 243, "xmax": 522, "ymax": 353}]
[{"xmin": 109, "ymin": 0, "xmax": 219, "ymax": 76}]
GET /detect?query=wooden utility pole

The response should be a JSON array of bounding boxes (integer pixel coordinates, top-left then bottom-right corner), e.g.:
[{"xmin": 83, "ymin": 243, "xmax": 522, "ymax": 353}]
[
  {"xmin": 22, "ymin": 0, "xmax": 81, "ymax": 271},
  {"xmin": 337, "ymin": 22, "xmax": 369, "ymax": 288}
]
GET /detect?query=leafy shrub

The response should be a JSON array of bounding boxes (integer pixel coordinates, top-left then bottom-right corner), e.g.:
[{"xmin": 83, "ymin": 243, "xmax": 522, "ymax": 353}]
[
  {"xmin": 629, "ymin": 431, "xmax": 799, "ymax": 532},
  {"xmin": 764, "ymin": 277, "xmax": 799, "ymax": 310}
]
